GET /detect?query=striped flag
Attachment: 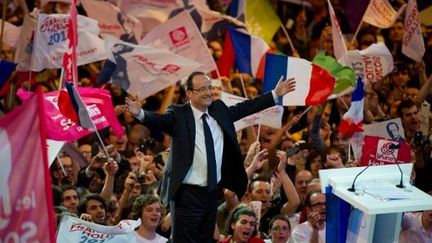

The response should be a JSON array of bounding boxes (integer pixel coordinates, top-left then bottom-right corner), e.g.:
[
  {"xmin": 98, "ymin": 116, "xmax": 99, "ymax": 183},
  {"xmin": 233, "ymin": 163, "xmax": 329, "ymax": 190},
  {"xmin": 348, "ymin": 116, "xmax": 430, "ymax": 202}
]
[
  {"xmin": 217, "ymin": 28, "xmax": 270, "ymax": 79},
  {"xmin": 263, "ymin": 53, "xmax": 335, "ymax": 106},
  {"xmin": 58, "ymin": 82, "xmax": 94, "ymax": 130},
  {"xmin": 338, "ymin": 77, "xmax": 364, "ymax": 137}
]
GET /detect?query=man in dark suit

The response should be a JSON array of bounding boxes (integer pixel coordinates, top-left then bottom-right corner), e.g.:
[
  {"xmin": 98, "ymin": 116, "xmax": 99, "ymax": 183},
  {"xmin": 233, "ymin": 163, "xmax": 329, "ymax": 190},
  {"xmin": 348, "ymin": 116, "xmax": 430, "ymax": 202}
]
[{"xmin": 125, "ymin": 71, "xmax": 296, "ymax": 242}]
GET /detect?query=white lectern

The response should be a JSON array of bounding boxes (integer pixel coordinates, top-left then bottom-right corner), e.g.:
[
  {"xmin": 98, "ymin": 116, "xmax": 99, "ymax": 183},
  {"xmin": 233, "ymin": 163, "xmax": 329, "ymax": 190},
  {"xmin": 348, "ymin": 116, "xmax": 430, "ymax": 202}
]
[{"xmin": 319, "ymin": 164, "xmax": 432, "ymax": 243}]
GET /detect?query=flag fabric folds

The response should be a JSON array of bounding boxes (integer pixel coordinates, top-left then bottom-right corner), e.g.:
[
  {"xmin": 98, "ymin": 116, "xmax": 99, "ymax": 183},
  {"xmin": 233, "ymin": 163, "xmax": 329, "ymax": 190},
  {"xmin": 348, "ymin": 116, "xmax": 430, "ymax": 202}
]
[
  {"xmin": 62, "ymin": 0, "xmax": 79, "ymax": 85},
  {"xmin": 14, "ymin": 15, "xmax": 37, "ymax": 71},
  {"xmin": 58, "ymin": 82, "xmax": 94, "ymax": 130},
  {"xmin": 263, "ymin": 53, "xmax": 335, "ymax": 106},
  {"xmin": 338, "ymin": 77, "xmax": 365, "ymax": 138},
  {"xmin": 17, "ymin": 87, "xmax": 124, "ymax": 141},
  {"xmin": 312, "ymin": 53, "xmax": 356, "ymax": 99},
  {"xmin": 140, "ymin": 10, "xmax": 217, "ymax": 74},
  {"xmin": 227, "ymin": 0, "xmax": 246, "ymax": 21},
  {"xmin": 0, "ymin": 89, "xmax": 56, "ymax": 242},
  {"xmin": 0, "ymin": 19, "xmax": 20, "ymax": 48},
  {"xmin": 360, "ymin": 136, "xmax": 411, "ymax": 166},
  {"xmin": 363, "ymin": 0, "xmax": 407, "ymax": 28},
  {"xmin": 328, "ymin": 0, "xmax": 347, "ymax": 60},
  {"xmin": 221, "ymin": 91, "xmax": 284, "ymax": 131},
  {"xmin": 31, "ymin": 13, "xmax": 106, "ymax": 71},
  {"xmin": 245, "ymin": 0, "xmax": 281, "ymax": 45},
  {"xmin": 105, "ymin": 35, "xmax": 201, "ymax": 98},
  {"xmin": 339, "ymin": 43, "xmax": 394, "ymax": 84},
  {"xmin": 81, "ymin": 0, "xmax": 143, "ymax": 44},
  {"xmin": 0, "ymin": 59, "xmax": 17, "ymax": 90},
  {"xmin": 402, "ymin": 0, "xmax": 425, "ymax": 62},
  {"xmin": 217, "ymin": 28, "xmax": 269, "ymax": 78}
]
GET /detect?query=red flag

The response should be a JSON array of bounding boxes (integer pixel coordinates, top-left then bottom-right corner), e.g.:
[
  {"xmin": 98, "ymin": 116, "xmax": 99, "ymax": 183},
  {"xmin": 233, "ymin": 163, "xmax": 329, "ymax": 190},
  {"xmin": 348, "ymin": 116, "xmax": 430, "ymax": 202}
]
[
  {"xmin": 0, "ymin": 88, "xmax": 56, "ymax": 242},
  {"xmin": 360, "ymin": 135, "xmax": 411, "ymax": 166},
  {"xmin": 63, "ymin": 0, "xmax": 78, "ymax": 86}
]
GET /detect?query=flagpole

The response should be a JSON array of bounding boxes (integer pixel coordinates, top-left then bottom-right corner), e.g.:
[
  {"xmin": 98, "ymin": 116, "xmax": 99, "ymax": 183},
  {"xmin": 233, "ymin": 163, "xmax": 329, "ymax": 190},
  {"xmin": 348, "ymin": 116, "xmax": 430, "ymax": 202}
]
[
  {"xmin": 348, "ymin": 140, "xmax": 352, "ymax": 162},
  {"xmin": 56, "ymin": 155, "xmax": 67, "ymax": 176},
  {"xmin": 350, "ymin": 20, "xmax": 364, "ymax": 47},
  {"xmin": 58, "ymin": 68, "xmax": 65, "ymax": 90},
  {"xmin": 256, "ymin": 114, "xmax": 262, "ymax": 142},
  {"xmin": 280, "ymin": 23, "xmax": 298, "ymax": 56},
  {"xmin": 239, "ymin": 74, "xmax": 248, "ymax": 99},
  {"xmin": 0, "ymin": 0, "xmax": 7, "ymax": 59}
]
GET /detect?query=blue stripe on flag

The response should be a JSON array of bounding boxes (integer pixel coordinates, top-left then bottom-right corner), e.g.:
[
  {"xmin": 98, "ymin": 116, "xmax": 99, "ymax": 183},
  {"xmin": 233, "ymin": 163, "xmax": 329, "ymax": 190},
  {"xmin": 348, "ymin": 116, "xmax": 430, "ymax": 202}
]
[
  {"xmin": 228, "ymin": 28, "xmax": 252, "ymax": 75},
  {"xmin": 65, "ymin": 82, "xmax": 81, "ymax": 121},
  {"xmin": 227, "ymin": 0, "xmax": 240, "ymax": 17},
  {"xmin": 0, "ymin": 59, "xmax": 17, "ymax": 88},
  {"xmin": 262, "ymin": 53, "xmax": 287, "ymax": 94},
  {"xmin": 351, "ymin": 77, "xmax": 364, "ymax": 102}
]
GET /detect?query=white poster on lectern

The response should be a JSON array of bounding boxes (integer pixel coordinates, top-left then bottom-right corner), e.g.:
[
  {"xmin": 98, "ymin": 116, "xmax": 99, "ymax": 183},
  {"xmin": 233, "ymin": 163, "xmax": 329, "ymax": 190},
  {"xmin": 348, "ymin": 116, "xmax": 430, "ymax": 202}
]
[{"xmin": 350, "ymin": 118, "xmax": 405, "ymax": 160}]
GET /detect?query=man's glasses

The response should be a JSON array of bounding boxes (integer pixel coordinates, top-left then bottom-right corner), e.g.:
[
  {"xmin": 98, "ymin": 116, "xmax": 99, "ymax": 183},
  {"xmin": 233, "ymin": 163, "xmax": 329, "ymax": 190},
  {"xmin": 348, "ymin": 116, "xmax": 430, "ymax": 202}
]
[{"xmin": 191, "ymin": 85, "xmax": 214, "ymax": 94}]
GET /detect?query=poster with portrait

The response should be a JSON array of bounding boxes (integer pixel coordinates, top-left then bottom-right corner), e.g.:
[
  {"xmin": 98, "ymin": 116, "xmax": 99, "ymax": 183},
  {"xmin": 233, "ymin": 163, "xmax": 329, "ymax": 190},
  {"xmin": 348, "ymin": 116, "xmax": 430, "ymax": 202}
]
[{"xmin": 350, "ymin": 118, "xmax": 405, "ymax": 160}]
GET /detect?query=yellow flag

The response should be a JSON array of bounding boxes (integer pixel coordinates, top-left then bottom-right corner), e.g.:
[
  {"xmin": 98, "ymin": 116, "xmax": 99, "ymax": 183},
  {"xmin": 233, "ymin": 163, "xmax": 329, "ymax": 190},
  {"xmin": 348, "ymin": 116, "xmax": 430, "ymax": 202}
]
[{"xmin": 246, "ymin": 0, "xmax": 281, "ymax": 45}]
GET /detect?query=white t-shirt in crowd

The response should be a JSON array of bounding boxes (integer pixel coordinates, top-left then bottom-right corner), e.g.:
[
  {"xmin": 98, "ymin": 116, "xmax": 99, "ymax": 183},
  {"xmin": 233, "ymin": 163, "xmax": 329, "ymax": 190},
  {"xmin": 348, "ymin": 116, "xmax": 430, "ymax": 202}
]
[{"xmin": 135, "ymin": 231, "xmax": 168, "ymax": 243}]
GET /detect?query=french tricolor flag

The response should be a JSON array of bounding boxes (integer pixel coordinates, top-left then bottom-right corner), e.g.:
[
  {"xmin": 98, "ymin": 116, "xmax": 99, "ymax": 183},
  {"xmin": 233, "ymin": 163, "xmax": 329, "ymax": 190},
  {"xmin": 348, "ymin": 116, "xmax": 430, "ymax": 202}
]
[
  {"xmin": 58, "ymin": 82, "xmax": 94, "ymax": 130},
  {"xmin": 217, "ymin": 27, "xmax": 270, "ymax": 79},
  {"xmin": 338, "ymin": 77, "xmax": 364, "ymax": 137},
  {"xmin": 262, "ymin": 53, "xmax": 335, "ymax": 106}
]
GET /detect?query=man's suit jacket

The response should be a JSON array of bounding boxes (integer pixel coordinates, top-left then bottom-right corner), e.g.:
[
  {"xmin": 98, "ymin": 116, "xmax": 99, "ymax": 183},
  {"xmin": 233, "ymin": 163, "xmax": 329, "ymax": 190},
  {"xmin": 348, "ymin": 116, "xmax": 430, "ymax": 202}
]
[{"xmin": 141, "ymin": 92, "xmax": 276, "ymax": 205}]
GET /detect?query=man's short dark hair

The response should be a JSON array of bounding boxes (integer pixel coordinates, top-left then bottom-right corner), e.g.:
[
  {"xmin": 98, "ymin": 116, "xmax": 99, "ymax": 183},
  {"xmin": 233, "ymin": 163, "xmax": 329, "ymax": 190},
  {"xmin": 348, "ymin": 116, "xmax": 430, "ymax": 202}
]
[
  {"xmin": 78, "ymin": 194, "xmax": 107, "ymax": 216},
  {"xmin": 397, "ymin": 99, "xmax": 417, "ymax": 119},
  {"xmin": 185, "ymin": 71, "xmax": 208, "ymax": 90}
]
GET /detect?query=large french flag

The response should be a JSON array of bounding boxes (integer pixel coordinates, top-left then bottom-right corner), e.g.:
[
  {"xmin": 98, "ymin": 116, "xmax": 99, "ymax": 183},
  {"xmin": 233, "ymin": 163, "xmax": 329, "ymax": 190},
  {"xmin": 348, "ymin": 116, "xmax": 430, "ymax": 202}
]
[
  {"xmin": 262, "ymin": 53, "xmax": 335, "ymax": 106},
  {"xmin": 338, "ymin": 77, "xmax": 364, "ymax": 137},
  {"xmin": 217, "ymin": 28, "xmax": 270, "ymax": 79}
]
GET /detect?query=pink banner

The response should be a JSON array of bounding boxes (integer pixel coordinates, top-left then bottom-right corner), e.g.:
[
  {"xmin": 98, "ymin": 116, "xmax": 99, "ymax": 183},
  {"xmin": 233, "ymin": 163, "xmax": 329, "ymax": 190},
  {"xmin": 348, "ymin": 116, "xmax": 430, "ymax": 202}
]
[
  {"xmin": 17, "ymin": 87, "xmax": 124, "ymax": 142},
  {"xmin": 0, "ymin": 89, "xmax": 55, "ymax": 242}
]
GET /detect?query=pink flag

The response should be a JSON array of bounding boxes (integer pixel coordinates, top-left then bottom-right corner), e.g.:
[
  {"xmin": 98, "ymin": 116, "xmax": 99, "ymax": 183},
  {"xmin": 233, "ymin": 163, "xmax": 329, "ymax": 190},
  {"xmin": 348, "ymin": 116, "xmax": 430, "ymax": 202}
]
[
  {"xmin": 0, "ymin": 89, "xmax": 56, "ymax": 242},
  {"xmin": 327, "ymin": 0, "xmax": 347, "ymax": 60},
  {"xmin": 140, "ymin": 10, "xmax": 217, "ymax": 74},
  {"xmin": 62, "ymin": 0, "xmax": 78, "ymax": 85},
  {"xmin": 363, "ymin": 0, "xmax": 407, "ymax": 29},
  {"xmin": 402, "ymin": 0, "xmax": 425, "ymax": 62},
  {"xmin": 17, "ymin": 87, "xmax": 124, "ymax": 141}
]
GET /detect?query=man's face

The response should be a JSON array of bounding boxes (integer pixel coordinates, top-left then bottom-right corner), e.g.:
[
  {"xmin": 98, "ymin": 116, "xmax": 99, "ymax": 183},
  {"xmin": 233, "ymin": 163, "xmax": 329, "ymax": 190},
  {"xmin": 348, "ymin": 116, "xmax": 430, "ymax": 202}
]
[
  {"xmin": 295, "ymin": 171, "xmax": 313, "ymax": 200},
  {"xmin": 186, "ymin": 74, "xmax": 214, "ymax": 112},
  {"xmin": 308, "ymin": 193, "xmax": 326, "ymax": 222},
  {"xmin": 78, "ymin": 144, "xmax": 92, "ymax": 163},
  {"xmin": 60, "ymin": 156, "xmax": 74, "ymax": 179},
  {"xmin": 250, "ymin": 181, "xmax": 272, "ymax": 210},
  {"xmin": 107, "ymin": 129, "xmax": 128, "ymax": 152},
  {"xmin": 140, "ymin": 202, "xmax": 162, "ymax": 230},
  {"xmin": 86, "ymin": 199, "xmax": 106, "ymax": 225},
  {"xmin": 62, "ymin": 189, "xmax": 79, "ymax": 213},
  {"xmin": 401, "ymin": 106, "xmax": 420, "ymax": 133},
  {"xmin": 231, "ymin": 214, "xmax": 256, "ymax": 243},
  {"xmin": 388, "ymin": 124, "xmax": 399, "ymax": 138}
]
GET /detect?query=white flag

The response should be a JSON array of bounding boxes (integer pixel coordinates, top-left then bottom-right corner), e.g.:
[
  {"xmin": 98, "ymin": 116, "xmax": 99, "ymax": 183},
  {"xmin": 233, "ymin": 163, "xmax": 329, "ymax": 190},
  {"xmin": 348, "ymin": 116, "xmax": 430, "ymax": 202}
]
[
  {"xmin": 363, "ymin": 0, "xmax": 406, "ymax": 29},
  {"xmin": 14, "ymin": 15, "xmax": 37, "ymax": 71},
  {"xmin": 56, "ymin": 215, "xmax": 140, "ymax": 243},
  {"xmin": 81, "ymin": 0, "xmax": 143, "ymax": 44},
  {"xmin": 31, "ymin": 13, "xmax": 106, "ymax": 71},
  {"xmin": 105, "ymin": 35, "xmax": 202, "ymax": 98},
  {"xmin": 221, "ymin": 92, "xmax": 284, "ymax": 131},
  {"xmin": 0, "ymin": 19, "xmax": 20, "ymax": 48},
  {"xmin": 140, "ymin": 10, "xmax": 217, "ymax": 74},
  {"xmin": 402, "ymin": 0, "xmax": 425, "ymax": 62},
  {"xmin": 339, "ymin": 43, "xmax": 394, "ymax": 84},
  {"xmin": 327, "ymin": 0, "xmax": 347, "ymax": 60}
]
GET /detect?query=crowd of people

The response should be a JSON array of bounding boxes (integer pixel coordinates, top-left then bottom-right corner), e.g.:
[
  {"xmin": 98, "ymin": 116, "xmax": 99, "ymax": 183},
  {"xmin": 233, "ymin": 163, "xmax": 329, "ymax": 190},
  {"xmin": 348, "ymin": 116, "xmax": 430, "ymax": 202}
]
[{"xmin": 1, "ymin": 0, "xmax": 432, "ymax": 242}]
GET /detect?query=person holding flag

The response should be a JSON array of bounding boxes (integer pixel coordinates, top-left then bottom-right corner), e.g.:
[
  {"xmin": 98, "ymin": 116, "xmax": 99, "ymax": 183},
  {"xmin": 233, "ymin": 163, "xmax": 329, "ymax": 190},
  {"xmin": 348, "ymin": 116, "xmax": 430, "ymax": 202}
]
[{"xmin": 125, "ymin": 71, "xmax": 296, "ymax": 242}]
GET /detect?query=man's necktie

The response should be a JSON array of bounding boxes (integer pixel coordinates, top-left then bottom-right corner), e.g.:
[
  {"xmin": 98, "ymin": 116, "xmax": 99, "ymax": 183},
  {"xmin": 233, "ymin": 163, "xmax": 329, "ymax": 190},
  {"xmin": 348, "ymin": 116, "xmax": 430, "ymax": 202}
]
[{"xmin": 202, "ymin": 114, "xmax": 217, "ymax": 190}]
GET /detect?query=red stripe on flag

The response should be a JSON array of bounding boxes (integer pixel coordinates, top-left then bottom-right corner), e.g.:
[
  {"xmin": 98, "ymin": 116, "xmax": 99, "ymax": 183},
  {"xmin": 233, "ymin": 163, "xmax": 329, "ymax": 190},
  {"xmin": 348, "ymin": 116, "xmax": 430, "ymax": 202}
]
[
  {"xmin": 305, "ymin": 64, "xmax": 335, "ymax": 105},
  {"xmin": 58, "ymin": 89, "xmax": 79, "ymax": 124},
  {"xmin": 217, "ymin": 31, "xmax": 235, "ymax": 77},
  {"xmin": 338, "ymin": 119, "xmax": 363, "ymax": 137}
]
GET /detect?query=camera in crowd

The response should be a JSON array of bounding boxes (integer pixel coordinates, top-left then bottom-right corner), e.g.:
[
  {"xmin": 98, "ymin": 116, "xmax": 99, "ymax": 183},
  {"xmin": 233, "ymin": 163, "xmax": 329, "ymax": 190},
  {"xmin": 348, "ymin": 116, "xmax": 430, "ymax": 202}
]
[
  {"xmin": 413, "ymin": 131, "xmax": 430, "ymax": 147},
  {"xmin": 134, "ymin": 172, "xmax": 146, "ymax": 184}
]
